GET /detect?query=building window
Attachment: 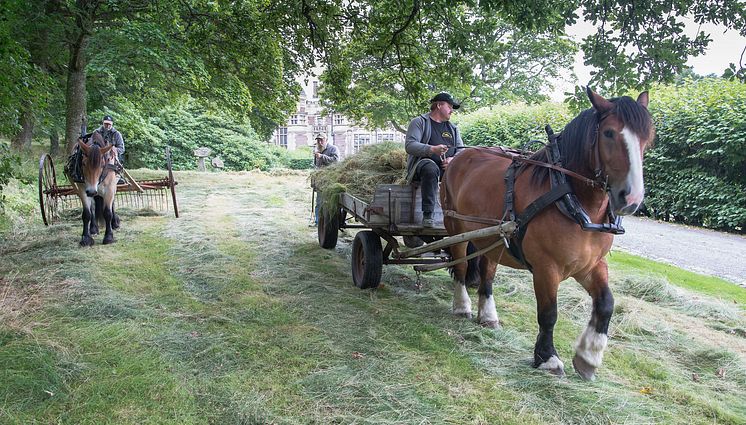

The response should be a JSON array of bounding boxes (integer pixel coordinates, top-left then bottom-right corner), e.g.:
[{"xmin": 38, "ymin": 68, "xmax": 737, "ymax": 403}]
[
  {"xmin": 353, "ymin": 133, "xmax": 371, "ymax": 153},
  {"xmin": 277, "ymin": 127, "xmax": 288, "ymax": 148},
  {"xmin": 334, "ymin": 114, "xmax": 344, "ymax": 125},
  {"xmin": 377, "ymin": 132, "xmax": 395, "ymax": 143},
  {"xmin": 290, "ymin": 114, "xmax": 299, "ymax": 125},
  {"xmin": 313, "ymin": 81, "xmax": 319, "ymax": 98}
]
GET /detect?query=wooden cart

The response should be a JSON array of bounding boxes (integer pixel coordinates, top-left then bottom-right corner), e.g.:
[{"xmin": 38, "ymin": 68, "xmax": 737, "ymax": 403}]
[{"xmin": 317, "ymin": 184, "xmax": 515, "ymax": 289}]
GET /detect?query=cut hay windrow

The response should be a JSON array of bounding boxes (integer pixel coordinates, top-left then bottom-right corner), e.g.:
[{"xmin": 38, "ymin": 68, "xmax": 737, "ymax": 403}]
[{"xmin": 310, "ymin": 142, "xmax": 407, "ymax": 214}]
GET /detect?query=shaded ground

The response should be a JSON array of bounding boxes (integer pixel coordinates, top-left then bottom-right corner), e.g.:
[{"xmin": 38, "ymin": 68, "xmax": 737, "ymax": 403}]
[{"xmin": 614, "ymin": 216, "xmax": 746, "ymax": 287}]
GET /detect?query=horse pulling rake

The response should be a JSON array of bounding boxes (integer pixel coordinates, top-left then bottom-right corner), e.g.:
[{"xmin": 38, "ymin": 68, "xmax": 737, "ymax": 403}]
[{"xmin": 38, "ymin": 147, "xmax": 179, "ymax": 225}]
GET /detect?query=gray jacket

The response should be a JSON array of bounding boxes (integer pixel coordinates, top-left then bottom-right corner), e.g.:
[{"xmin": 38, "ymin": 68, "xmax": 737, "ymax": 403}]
[
  {"xmin": 94, "ymin": 126, "xmax": 125, "ymax": 158},
  {"xmin": 405, "ymin": 113, "xmax": 463, "ymax": 181},
  {"xmin": 315, "ymin": 143, "xmax": 339, "ymax": 167}
]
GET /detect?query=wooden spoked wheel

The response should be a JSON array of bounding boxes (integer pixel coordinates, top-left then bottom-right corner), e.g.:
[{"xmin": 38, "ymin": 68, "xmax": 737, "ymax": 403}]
[{"xmin": 38, "ymin": 153, "xmax": 59, "ymax": 226}]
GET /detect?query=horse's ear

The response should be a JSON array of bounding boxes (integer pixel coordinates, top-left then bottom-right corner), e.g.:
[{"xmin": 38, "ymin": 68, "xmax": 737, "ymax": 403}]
[
  {"xmin": 78, "ymin": 139, "xmax": 89, "ymax": 154},
  {"xmin": 636, "ymin": 91, "xmax": 649, "ymax": 109},
  {"xmin": 100, "ymin": 145, "xmax": 114, "ymax": 155},
  {"xmin": 586, "ymin": 87, "xmax": 614, "ymax": 114}
]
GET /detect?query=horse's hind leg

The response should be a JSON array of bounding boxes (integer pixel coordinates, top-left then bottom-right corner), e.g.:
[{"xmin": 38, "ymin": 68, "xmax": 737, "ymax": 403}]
[
  {"xmin": 532, "ymin": 270, "xmax": 565, "ymax": 376},
  {"xmin": 80, "ymin": 197, "xmax": 95, "ymax": 247},
  {"xmin": 573, "ymin": 262, "xmax": 614, "ymax": 380},
  {"xmin": 476, "ymin": 256, "xmax": 500, "ymax": 329},
  {"xmin": 90, "ymin": 196, "xmax": 101, "ymax": 235},
  {"xmin": 111, "ymin": 200, "xmax": 120, "ymax": 230},
  {"xmin": 102, "ymin": 199, "xmax": 116, "ymax": 244},
  {"xmin": 449, "ymin": 242, "xmax": 472, "ymax": 319}
]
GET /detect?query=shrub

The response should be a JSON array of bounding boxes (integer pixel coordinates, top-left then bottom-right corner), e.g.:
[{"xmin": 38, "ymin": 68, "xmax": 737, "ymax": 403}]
[
  {"xmin": 645, "ymin": 79, "xmax": 746, "ymax": 231},
  {"xmin": 456, "ymin": 102, "xmax": 572, "ymax": 148}
]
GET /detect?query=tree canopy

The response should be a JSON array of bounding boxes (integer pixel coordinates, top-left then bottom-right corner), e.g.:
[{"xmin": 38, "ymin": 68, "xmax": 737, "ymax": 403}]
[{"xmin": 0, "ymin": 0, "xmax": 743, "ymax": 149}]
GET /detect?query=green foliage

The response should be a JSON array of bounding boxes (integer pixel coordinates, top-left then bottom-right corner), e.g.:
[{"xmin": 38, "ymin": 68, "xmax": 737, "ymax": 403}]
[
  {"xmin": 320, "ymin": 3, "xmax": 576, "ymax": 129},
  {"xmin": 0, "ymin": 142, "xmax": 21, "ymax": 210},
  {"xmin": 644, "ymin": 78, "xmax": 746, "ymax": 231},
  {"xmin": 97, "ymin": 100, "xmax": 291, "ymax": 171},
  {"xmin": 456, "ymin": 102, "xmax": 573, "ymax": 148}
]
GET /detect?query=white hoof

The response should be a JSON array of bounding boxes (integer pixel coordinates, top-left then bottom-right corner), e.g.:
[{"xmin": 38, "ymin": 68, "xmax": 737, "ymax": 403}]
[
  {"xmin": 538, "ymin": 355, "xmax": 566, "ymax": 376},
  {"xmin": 452, "ymin": 283, "xmax": 472, "ymax": 318},
  {"xmin": 477, "ymin": 294, "xmax": 500, "ymax": 328}
]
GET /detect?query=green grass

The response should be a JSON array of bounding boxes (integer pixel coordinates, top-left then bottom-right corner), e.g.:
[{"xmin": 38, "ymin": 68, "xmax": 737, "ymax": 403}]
[
  {"xmin": 2, "ymin": 170, "xmax": 745, "ymax": 424},
  {"xmin": 609, "ymin": 250, "xmax": 746, "ymax": 307}
]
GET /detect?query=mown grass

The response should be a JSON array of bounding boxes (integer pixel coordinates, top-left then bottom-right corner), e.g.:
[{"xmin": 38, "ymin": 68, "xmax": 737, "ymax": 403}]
[
  {"xmin": 1, "ymin": 170, "xmax": 745, "ymax": 424},
  {"xmin": 608, "ymin": 250, "xmax": 746, "ymax": 307}
]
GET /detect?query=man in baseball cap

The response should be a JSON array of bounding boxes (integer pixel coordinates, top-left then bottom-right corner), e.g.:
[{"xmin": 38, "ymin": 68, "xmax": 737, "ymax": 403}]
[
  {"xmin": 404, "ymin": 92, "xmax": 464, "ymax": 228},
  {"xmin": 95, "ymin": 114, "xmax": 125, "ymax": 165}
]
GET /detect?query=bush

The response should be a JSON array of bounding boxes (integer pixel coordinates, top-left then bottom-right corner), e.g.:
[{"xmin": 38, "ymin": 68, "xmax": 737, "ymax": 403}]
[
  {"xmin": 98, "ymin": 99, "xmax": 291, "ymax": 171},
  {"xmin": 456, "ymin": 102, "xmax": 572, "ymax": 148},
  {"xmin": 645, "ymin": 79, "xmax": 746, "ymax": 231}
]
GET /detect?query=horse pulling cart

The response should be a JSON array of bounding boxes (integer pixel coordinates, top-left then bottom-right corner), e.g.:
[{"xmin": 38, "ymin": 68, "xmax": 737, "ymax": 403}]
[
  {"xmin": 38, "ymin": 147, "xmax": 179, "ymax": 225},
  {"xmin": 317, "ymin": 184, "xmax": 515, "ymax": 289}
]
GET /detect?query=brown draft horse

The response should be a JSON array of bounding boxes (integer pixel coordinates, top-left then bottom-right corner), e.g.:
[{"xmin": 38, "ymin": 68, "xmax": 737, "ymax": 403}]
[
  {"xmin": 69, "ymin": 132, "xmax": 120, "ymax": 246},
  {"xmin": 440, "ymin": 88, "xmax": 654, "ymax": 379}
]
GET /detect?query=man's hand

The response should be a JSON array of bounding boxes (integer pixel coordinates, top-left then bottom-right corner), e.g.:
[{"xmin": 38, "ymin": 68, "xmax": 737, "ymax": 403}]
[
  {"xmin": 441, "ymin": 156, "xmax": 452, "ymax": 170},
  {"xmin": 429, "ymin": 144, "xmax": 449, "ymax": 156},
  {"xmin": 314, "ymin": 152, "xmax": 321, "ymax": 159}
]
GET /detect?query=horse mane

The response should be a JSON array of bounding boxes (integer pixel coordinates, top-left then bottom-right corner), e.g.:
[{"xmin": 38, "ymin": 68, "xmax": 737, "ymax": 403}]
[{"xmin": 524, "ymin": 96, "xmax": 652, "ymax": 184}]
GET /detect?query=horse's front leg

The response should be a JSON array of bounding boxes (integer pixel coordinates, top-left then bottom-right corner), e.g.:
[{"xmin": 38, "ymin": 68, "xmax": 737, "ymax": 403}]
[
  {"xmin": 102, "ymin": 198, "xmax": 116, "ymax": 245},
  {"xmin": 80, "ymin": 197, "xmax": 95, "ymax": 247},
  {"xmin": 450, "ymin": 242, "xmax": 472, "ymax": 318},
  {"xmin": 573, "ymin": 261, "xmax": 614, "ymax": 380},
  {"xmin": 532, "ymin": 270, "xmax": 564, "ymax": 376},
  {"xmin": 476, "ymin": 256, "xmax": 500, "ymax": 328}
]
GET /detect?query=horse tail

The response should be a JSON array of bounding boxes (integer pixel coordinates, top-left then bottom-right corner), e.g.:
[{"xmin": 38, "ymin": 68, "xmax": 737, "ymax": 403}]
[
  {"xmin": 464, "ymin": 242, "xmax": 481, "ymax": 287},
  {"xmin": 447, "ymin": 242, "xmax": 481, "ymax": 288}
]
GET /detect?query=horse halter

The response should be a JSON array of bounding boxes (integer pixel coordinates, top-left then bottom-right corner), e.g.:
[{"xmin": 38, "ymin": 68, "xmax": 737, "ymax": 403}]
[{"xmin": 588, "ymin": 109, "xmax": 614, "ymax": 190}]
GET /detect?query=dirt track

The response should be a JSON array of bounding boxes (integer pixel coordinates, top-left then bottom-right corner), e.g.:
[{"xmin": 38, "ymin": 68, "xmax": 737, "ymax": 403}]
[{"xmin": 613, "ymin": 216, "xmax": 746, "ymax": 287}]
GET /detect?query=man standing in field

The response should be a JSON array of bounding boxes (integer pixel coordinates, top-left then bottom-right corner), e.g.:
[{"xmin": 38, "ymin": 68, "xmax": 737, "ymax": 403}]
[{"xmin": 312, "ymin": 133, "xmax": 339, "ymax": 225}]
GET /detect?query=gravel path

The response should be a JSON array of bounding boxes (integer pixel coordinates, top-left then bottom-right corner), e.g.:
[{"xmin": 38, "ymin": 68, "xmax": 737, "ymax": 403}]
[{"xmin": 613, "ymin": 216, "xmax": 746, "ymax": 287}]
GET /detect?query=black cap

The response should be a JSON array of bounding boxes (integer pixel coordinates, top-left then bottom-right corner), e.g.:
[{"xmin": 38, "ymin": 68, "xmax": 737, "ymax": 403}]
[
  {"xmin": 102, "ymin": 115, "xmax": 114, "ymax": 123},
  {"xmin": 429, "ymin": 92, "xmax": 460, "ymax": 109}
]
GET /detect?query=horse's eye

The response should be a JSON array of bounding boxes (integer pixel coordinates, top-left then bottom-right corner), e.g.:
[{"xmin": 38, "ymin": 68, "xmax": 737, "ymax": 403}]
[{"xmin": 603, "ymin": 129, "xmax": 614, "ymax": 139}]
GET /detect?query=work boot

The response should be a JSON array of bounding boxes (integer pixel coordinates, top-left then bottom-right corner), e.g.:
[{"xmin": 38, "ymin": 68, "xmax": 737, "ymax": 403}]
[{"xmin": 423, "ymin": 212, "xmax": 434, "ymax": 228}]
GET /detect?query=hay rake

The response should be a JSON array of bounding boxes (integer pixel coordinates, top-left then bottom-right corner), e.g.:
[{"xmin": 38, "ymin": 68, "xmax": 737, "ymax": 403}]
[{"xmin": 38, "ymin": 147, "xmax": 179, "ymax": 225}]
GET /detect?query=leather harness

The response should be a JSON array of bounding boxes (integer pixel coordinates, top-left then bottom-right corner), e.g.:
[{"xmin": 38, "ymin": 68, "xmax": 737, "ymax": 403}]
[{"xmin": 443, "ymin": 119, "xmax": 624, "ymax": 271}]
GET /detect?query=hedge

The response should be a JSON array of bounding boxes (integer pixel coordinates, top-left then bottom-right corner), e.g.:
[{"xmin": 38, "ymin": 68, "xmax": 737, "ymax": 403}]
[
  {"xmin": 456, "ymin": 80, "xmax": 746, "ymax": 232},
  {"xmin": 643, "ymin": 79, "xmax": 746, "ymax": 231}
]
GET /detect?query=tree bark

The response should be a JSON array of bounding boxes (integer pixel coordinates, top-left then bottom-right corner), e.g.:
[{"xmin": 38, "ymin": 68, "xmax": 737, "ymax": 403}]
[
  {"xmin": 65, "ymin": 32, "xmax": 89, "ymax": 154},
  {"xmin": 50, "ymin": 127, "xmax": 60, "ymax": 155},
  {"xmin": 11, "ymin": 105, "xmax": 35, "ymax": 151}
]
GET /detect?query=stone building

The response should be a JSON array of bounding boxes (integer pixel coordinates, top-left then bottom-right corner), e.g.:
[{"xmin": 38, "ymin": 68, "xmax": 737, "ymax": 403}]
[{"xmin": 270, "ymin": 77, "xmax": 404, "ymax": 159}]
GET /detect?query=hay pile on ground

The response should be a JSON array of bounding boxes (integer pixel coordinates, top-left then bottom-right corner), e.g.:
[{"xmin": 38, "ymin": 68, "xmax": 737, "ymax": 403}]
[{"xmin": 311, "ymin": 142, "xmax": 407, "ymax": 212}]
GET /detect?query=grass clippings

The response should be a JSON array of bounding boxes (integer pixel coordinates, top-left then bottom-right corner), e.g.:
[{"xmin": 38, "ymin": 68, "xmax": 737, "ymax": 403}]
[{"xmin": 1, "ymin": 170, "xmax": 745, "ymax": 424}]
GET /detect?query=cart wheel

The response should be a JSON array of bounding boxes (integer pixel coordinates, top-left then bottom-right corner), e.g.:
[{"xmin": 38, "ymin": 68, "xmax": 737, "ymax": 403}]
[
  {"xmin": 318, "ymin": 206, "xmax": 340, "ymax": 249},
  {"xmin": 166, "ymin": 147, "xmax": 179, "ymax": 218},
  {"xmin": 351, "ymin": 230, "xmax": 383, "ymax": 289},
  {"xmin": 38, "ymin": 153, "xmax": 59, "ymax": 226}
]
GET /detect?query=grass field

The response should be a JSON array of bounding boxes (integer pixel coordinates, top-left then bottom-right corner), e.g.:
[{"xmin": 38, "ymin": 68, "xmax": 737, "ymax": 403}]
[{"xmin": 1, "ymin": 170, "xmax": 745, "ymax": 424}]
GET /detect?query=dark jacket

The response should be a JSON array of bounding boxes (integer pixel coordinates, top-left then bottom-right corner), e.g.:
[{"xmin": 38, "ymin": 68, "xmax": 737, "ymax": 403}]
[
  {"xmin": 404, "ymin": 113, "xmax": 463, "ymax": 182},
  {"xmin": 315, "ymin": 143, "xmax": 339, "ymax": 167},
  {"xmin": 94, "ymin": 126, "xmax": 125, "ymax": 158}
]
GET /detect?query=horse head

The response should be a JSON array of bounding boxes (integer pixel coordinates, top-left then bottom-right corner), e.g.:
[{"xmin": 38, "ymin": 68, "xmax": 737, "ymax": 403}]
[
  {"xmin": 78, "ymin": 133, "xmax": 114, "ymax": 197},
  {"xmin": 586, "ymin": 87, "xmax": 655, "ymax": 215}
]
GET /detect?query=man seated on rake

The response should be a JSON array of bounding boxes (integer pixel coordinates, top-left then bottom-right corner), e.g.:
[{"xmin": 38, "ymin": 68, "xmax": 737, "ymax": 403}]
[{"xmin": 404, "ymin": 92, "xmax": 464, "ymax": 227}]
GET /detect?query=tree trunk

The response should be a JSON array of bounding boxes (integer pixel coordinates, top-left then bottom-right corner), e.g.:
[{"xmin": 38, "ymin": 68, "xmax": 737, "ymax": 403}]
[
  {"xmin": 10, "ymin": 105, "xmax": 35, "ymax": 151},
  {"xmin": 64, "ymin": 32, "xmax": 88, "ymax": 154},
  {"xmin": 50, "ymin": 127, "xmax": 60, "ymax": 155}
]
